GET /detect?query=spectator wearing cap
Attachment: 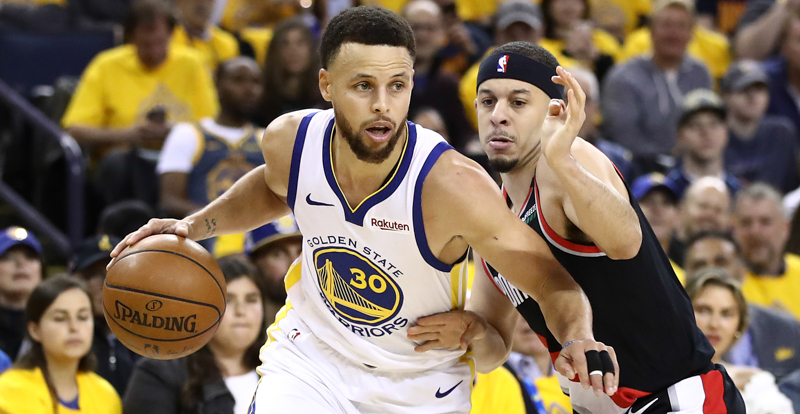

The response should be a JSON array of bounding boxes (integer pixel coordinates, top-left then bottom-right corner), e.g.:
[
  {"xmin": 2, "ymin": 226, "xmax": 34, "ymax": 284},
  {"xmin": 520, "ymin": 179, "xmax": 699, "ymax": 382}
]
[
  {"xmin": 763, "ymin": 15, "xmax": 800, "ymax": 142},
  {"xmin": 404, "ymin": 0, "xmax": 475, "ymax": 153},
  {"xmin": 664, "ymin": 89, "xmax": 741, "ymax": 200},
  {"xmin": 245, "ymin": 215, "xmax": 301, "ymax": 326},
  {"xmin": 619, "ymin": 0, "xmax": 731, "ymax": 81},
  {"xmin": 601, "ymin": 0, "xmax": 712, "ymax": 169},
  {"xmin": 668, "ymin": 177, "xmax": 733, "ymax": 271},
  {"xmin": 722, "ymin": 60, "xmax": 800, "ymax": 194},
  {"xmin": 631, "ymin": 173, "xmax": 685, "ymax": 282},
  {"xmin": 459, "ymin": 0, "xmax": 547, "ymax": 131},
  {"xmin": 0, "ymin": 226, "xmax": 43, "ymax": 360},
  {"xmin": 69, "ymin": 235, "xmax": 139, "ymax": 395}
]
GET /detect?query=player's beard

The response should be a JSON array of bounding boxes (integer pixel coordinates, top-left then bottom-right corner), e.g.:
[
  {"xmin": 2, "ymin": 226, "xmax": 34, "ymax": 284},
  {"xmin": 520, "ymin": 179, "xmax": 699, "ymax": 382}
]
[
  {"xmin": 335, "ymin": 108, "xmax": 404, "ymax": 164},
  {"xmin": 488, "ymin": 157, "xmax": 520, "ymax": 173}
]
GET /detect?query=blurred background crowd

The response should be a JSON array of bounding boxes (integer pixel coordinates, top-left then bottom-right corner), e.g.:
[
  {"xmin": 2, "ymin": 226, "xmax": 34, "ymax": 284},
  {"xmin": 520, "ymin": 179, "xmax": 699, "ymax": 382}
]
[{"xmin": 1, "ymin": 0, "xmax": 800, "ymax": 412}]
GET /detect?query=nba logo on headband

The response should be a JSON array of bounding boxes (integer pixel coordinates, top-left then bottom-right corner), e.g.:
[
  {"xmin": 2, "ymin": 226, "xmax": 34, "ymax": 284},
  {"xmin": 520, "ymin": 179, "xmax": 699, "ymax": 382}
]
[{"xmin": 497, "ymin": 55, "xmax": 509, "ymax": 73}]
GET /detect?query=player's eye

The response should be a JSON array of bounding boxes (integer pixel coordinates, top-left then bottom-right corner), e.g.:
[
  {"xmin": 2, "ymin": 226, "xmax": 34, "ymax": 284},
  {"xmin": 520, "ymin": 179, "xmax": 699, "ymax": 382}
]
[
  {"xmin": 481, "ymin": 98, "xmax": 494, "ymax": 107},
  {"xmin": 391, "ymin": 82, "xmax": 404, "ymax": 91},
  {"xmin": 355, "ymin": 82, "xmax": 371, "ymax": 92},
  {"xmin": 512, "ymin": 100, "xmax": 526, "ymax": 107}
]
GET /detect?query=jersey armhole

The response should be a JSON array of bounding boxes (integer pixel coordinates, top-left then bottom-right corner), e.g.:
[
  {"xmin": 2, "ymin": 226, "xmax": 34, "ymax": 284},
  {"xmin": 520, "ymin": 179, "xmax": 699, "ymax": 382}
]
[
  {"xmin": 287, "ymin": 113, "xmax": 316, "ymax": 211},
  {"xmin": 412, "ymin": 141, "xmax": 455, "ymax": 273},
  {"xmin": 479, "ymin": 257, "xmax": 505, "ymax": 295}
]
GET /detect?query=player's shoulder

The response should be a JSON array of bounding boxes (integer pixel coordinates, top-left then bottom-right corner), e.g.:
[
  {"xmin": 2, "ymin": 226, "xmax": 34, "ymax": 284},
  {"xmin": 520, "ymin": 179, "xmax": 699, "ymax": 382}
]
[
  {"xmin": 423, "ymin": 149, "xmax": 501, "ymax": 209},
  {"xmin": 568, "ymin": 138, "xmax": 618, "ymax": 172},
  {"xmin": 261, "ymin": 109, "xmax": 321, "ymax": 151}
]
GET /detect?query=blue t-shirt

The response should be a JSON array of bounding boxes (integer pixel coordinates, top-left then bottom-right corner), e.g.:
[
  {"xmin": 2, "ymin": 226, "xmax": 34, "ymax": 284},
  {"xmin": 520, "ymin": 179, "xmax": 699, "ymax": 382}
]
[{"xmin": 725, "ymin": 116, "xmax": 800, "ymax": 193}]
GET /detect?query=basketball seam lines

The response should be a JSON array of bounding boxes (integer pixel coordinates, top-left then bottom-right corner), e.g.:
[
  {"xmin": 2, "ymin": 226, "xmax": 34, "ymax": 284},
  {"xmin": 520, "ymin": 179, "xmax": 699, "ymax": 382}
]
[
  {"xmin": 111, "ymin": 248, "xmax": 226, "ymax": 303},
  {"xmin": 104, "ymin": 281, "xmax": 223, "ymax": 315}
]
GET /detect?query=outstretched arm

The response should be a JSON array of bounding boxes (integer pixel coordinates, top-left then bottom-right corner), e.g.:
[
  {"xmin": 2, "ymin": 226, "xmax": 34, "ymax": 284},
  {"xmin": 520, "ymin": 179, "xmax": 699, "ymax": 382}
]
[
  {"xmin": 542, "ymin": 67, "xmax": 642, "ymax": 260},
  {"xmin": 109, "ymin": 110, "xmax": 313, "ymax": 259},
  {"xmin": 423, "ymin": 152, "xmax": 618, "ymax": 395}
]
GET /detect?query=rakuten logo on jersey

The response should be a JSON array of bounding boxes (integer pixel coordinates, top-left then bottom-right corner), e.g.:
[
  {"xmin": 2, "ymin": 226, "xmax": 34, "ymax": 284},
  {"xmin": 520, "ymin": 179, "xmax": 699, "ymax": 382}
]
[{"xmin": 370, "ymin": 218, "xmax": 410, "ymax": 233}]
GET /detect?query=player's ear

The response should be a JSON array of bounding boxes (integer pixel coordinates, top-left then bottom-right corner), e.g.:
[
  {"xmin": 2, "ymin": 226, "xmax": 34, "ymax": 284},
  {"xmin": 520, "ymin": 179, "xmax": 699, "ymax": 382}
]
[{"xmin": 319, "ymin": 69, "xmax": 333, "ymax": 103}]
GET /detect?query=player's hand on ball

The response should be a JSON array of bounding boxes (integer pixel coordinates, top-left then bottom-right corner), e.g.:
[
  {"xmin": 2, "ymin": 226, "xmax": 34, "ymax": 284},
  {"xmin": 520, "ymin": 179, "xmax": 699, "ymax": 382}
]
[
  {"xmin": 556, "ymin": 339, "xmax": 618, "ymax": 397},
  {"xmin": 108, "ymin": 218, "xmax": 192, "ymax": 268},
  {"xmin": 540, "ymin": 66, "xmax": 586, "ymax": 164},
  {"xmin": 408, "ymin": 310, "xmax": 487, "ymax": 352}
]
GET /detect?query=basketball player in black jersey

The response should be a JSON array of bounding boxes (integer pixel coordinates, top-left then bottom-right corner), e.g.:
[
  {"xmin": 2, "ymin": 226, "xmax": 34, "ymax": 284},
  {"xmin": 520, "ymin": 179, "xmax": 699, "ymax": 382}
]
[{"xmin": 410, "ymin": 42, "xmax": 745, "ymax": 413}]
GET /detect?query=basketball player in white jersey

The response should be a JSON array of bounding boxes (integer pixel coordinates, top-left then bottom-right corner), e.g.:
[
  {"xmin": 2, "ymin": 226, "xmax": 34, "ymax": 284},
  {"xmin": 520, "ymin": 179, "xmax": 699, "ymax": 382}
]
[{"xmin": 109, "ymin": 7, "xmax": 617, "ymax": 413}]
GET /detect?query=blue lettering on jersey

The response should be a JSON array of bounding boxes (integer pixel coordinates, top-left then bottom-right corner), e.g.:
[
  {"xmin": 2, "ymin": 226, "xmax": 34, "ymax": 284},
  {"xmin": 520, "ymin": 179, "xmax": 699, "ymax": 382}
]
[{"xmin": 313, "ymin": 246, "xmax": 404, "ymax": 329}]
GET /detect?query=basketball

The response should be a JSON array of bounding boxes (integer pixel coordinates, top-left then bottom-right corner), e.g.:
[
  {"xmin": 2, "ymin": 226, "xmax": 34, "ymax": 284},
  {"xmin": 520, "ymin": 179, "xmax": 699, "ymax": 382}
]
[{"xmin": 103, "ymin": 234, "xmax": 226, "ymax": 360}]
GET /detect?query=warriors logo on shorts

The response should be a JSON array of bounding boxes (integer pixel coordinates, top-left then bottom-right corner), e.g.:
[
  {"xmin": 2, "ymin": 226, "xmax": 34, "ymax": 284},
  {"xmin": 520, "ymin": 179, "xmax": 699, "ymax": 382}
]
[{"xmin": 314, "ymin": 247, "xmax": 404, "ymax": 326}]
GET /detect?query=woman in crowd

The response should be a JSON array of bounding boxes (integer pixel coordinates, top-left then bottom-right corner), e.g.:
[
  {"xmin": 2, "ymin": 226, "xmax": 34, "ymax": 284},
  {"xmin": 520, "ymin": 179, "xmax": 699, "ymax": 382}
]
[
  {"xmin": 687, "ymin": 268, "xmax": 794, "ymax": 414},
  {"xmin": 0, "ymin": 275, "xmax": 122, "ymax": 414},
  {"xmin": 539, "ymin": 0, "xmax": 620, "ymax": 82},
  {"xmin": 256, "ymin": 17, "xmax": 326, "ymax": 126},
  {"xmin": 123, "ymin": 255, "xmax": 267, "ymax": 414}
]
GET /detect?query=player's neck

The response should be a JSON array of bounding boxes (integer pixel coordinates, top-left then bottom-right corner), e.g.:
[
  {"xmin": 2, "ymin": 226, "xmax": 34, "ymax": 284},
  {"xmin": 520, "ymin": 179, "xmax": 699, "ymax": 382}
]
[
  {"xmin": 501, "ymin": 144, "xmax": 541, "ymax": 212},
  {"xmin": 331, "ymin": 125, "xmax": 407, "ymax": 208}
]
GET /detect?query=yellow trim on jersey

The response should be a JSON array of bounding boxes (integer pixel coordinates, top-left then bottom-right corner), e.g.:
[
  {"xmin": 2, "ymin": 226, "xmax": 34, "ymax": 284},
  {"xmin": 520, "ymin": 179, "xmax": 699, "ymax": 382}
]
[
  {"xmin": 460, "ymin": 351, "xmax": 477, "ymax": 391},
  {"xmin": 451, "ymin": 267, "xmax": 460, "ymax": 310},
  {"xmin": 329, "ymin": 124, "xmax": 410, "ymax": 213},
  {"xmin": 284, "ymin": 257, "xmax": 302, "ymax": 291},
  {"xmin": 198, "ymin": 123, "xmax": 256, "ymax": 149},
  {"xmin": 191, "ymin": 124, "xmax": 206, "ymax": 166},
  {"xmin": 262, "ymin": 300, "xmax": 294, "ymax": 350}
]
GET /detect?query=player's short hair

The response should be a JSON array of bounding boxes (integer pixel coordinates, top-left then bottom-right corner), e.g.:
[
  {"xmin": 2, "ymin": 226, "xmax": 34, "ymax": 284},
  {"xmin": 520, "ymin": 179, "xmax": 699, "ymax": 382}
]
[
  {"xmin": 492, "ymin": 41, "xmax": 560, "ymax": 71},
  {"xmin": 320, "ymin": 6, "xmax": 416, "ymax": 69}
]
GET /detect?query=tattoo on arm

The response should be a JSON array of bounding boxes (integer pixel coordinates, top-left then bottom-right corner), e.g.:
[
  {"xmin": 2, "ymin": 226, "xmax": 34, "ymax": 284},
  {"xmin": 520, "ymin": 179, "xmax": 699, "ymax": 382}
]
[{"xmin": 205, "ymin": 218, "xmax": 216, "ymax": 237}]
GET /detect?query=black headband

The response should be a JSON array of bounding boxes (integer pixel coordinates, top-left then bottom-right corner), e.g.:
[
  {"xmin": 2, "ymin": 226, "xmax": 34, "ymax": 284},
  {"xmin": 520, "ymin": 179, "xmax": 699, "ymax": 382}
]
[{"xmin": 476, "ymin": 51, "xmax": 563, "ymax": 100}]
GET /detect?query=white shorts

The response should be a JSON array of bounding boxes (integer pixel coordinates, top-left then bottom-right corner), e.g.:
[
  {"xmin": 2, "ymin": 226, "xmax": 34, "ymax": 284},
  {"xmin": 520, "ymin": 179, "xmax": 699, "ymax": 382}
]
[{"xmin": 250, "ymin": 307, "xmax": 475, "ymax": 414}]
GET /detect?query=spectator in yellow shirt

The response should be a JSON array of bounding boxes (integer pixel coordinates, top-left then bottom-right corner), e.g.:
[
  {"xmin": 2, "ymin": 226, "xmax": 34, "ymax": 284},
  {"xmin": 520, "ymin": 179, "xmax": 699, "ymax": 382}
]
[
  {"xmin": 539, "ymin": 0, "xmax": 622, "ymax": 63},
  {"xmin": 733, "ymin": 183, "xmax": 800, "ymax": 321},
  {"xmin": 62, "ymin": 0, "xmax": 218, "ymax": 206},
  {"xmin": 172, "ymin": 0, "xmax": 239, "ymax": 71},
  {"xmin": 619, "ymin": 0, "xmax": 731, "ymax": 81},
  {"xmin": 0, "ymin": 276, "xmax": 122, "ymax": 414}
]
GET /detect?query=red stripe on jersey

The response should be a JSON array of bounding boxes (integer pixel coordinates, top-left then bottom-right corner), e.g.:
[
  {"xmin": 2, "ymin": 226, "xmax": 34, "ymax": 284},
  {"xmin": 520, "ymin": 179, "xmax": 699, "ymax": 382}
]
[
  {"xmin": 533, "ymin": 180, "xmax": 604, "ymax": 254},
  {"xmin": 480, "ymin": 258, "xmax": 504, "ymax": 295},
  {"xmin": 701, "ymin": 370, "xmax": 727, "ymax": 414},
  {"xmin": 611, "ymin": 387, "xmax": 650, "ymax": 409},
  {"xmin": 502, "ymin": 185, "xmax": 533, "ymax": 218}
]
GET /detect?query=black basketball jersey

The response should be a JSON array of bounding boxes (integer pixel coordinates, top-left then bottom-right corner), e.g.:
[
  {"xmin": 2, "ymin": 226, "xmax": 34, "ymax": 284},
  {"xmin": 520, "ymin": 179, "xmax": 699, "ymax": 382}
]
[{"xmin": 482, "ymin": 175, "xmax": 715, "ymax": 408}]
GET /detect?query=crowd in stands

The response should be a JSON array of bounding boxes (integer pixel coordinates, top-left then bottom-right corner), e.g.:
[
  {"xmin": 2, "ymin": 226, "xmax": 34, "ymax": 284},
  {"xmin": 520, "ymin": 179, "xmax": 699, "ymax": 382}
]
[{"xmin": 2, "ymin": 0, "xmax": 800, "ymax": 412}]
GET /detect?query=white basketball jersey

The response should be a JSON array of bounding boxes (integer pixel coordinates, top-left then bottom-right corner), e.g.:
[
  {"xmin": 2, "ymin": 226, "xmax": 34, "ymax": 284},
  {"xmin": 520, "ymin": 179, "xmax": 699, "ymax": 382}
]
[{"xmin": 283, "ymin": 109, "xmax": 469, "ymax": 371}]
